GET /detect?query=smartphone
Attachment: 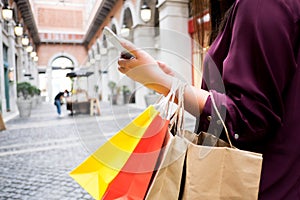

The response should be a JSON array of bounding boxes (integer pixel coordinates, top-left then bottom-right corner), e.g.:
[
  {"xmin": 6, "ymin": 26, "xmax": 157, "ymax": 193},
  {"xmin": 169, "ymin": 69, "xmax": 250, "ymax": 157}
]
[{"xmin": 103, "ymin": 26, "xmax": 135, "ymax": 59}]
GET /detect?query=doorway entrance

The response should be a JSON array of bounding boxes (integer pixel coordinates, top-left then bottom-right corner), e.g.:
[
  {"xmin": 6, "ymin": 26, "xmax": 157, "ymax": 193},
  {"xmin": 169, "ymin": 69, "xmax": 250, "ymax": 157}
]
[{"xmin": 51, "ymin": 56, "xmax": 74, "ymax": 101}]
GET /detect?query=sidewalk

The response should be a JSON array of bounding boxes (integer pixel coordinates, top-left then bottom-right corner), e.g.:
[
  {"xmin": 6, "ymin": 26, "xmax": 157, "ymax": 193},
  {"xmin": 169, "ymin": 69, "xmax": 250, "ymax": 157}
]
[{"xmin": 0, "ymin": 100, "xmax": 196, "ymax": 200}]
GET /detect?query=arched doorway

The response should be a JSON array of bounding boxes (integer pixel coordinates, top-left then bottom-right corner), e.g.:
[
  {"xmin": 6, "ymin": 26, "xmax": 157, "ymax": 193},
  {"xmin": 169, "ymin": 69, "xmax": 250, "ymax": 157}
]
[{"xmin": 51, "ymin": 56, "xmax": 74, "ymax": 101}]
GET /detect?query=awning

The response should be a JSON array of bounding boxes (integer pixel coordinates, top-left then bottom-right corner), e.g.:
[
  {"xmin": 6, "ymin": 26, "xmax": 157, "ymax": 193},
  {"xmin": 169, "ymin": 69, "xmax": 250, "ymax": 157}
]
[{"xmin": 66, "ymin": 70, "xmax": 94, "ymax": 78}]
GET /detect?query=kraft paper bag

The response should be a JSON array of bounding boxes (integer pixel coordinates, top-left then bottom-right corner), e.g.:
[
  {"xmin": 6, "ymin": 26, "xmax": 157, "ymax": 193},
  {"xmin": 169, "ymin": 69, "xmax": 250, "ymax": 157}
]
[
  {"xmin": 146, "ymin": 81, "xmax": 190, "ymax": 200},
  {"xmin": 182, "ymin": 130, "xmax": 263, "ymax": 200},
  {"xmin": 145, "ymin": 133, "xmax": 189, "ymax": 200},
  {"xmin": 69, "ymin": 105, "xmax": 158, "ymax": 200}
]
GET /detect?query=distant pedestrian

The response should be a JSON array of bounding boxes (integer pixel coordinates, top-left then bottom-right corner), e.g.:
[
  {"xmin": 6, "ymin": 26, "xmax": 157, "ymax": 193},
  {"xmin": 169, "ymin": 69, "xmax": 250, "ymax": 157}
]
[{"xmin": 54, "ymin": 90, "xmax": 69, "ymax": 117}]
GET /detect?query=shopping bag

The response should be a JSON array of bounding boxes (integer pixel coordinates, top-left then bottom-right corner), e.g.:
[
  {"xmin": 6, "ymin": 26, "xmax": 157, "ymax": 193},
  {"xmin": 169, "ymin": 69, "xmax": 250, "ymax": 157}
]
[
  {"xmin": 69, "ymin": 105, "xmax": 159, "ymax": 200},
  {"xmin": 183, "ymin": 140, "xmax": 262, "ymax": 200},
  {"xmin": 145, "ymin": 132, "xmax": 188, "ymax": 200},
  {"xmin": 102, "ymin": 114, "xmax": 169, "ymax": 199},
  {"xmin": 182, "ymin": 93, "xmax": 263, "ymax": 200},
  {"xmin": 145, "ymin": 82, "xmax": 189, "ymax": 200},
  {"xmin": 145, "ymin": 128, "xmax": 230, "ymax": 200},
  {"xmin": 102, "ymin": 78, "xmax": 183, "ymax": 199}
]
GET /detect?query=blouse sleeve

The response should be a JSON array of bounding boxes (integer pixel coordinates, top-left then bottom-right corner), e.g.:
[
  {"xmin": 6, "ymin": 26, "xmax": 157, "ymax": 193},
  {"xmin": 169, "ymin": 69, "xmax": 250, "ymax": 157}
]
[{"xmin": 198, "ymin": 0, "xmax": 297, "ymax": 148}]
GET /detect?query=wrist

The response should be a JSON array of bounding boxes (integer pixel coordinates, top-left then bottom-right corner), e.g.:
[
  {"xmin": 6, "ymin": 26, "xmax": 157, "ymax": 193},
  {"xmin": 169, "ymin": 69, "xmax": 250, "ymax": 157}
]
[{"xmin": 145, "ymin": 74, "xmax": 174, "ymax": 96}]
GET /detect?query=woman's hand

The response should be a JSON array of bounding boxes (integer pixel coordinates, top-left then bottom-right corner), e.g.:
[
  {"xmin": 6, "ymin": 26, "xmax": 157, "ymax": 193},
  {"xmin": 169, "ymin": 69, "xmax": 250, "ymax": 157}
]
[
  {"xmin": 117, "ymin": 39, "xmax": 209, "ymax": 116},
  {"xmin": 118, "ymin": 39, "xmax": 174, "ymax": 95}
]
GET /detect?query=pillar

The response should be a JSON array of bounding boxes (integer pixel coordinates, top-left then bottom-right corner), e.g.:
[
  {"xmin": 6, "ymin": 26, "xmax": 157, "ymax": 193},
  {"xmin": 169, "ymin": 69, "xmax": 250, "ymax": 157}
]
[
  {"xmin": 16, "ymin": 39, "xmax": 24, "ymax": 82},
  {"xmin": 132, "ymin": 25, "xmax": 157, "ymax": 108},
  {"xmin": 100, "ymin": 50, "xmax": 109, "ymax": 102},
  {"xmin": 157, "ymin": 0, "xmax": 192, "ymax": 83},
  {"xmin": 7, "ymin": 21, "xmax": 17, "ymax": 112},
  {"xmin": 0, "ymin": 17, "xmax": 5, "ymax": 113}
]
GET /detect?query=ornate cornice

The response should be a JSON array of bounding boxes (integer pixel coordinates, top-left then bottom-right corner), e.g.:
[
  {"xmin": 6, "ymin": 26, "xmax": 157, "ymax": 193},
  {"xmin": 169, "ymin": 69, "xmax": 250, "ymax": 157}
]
[{"xmin": 83, "ymin": 0, "xmax": 118, "ymax": 47}]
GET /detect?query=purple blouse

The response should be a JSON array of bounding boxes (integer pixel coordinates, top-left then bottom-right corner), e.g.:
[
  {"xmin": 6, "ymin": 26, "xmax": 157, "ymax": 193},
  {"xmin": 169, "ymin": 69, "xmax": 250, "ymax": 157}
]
[{"xmin": 197, "ymin": 0, "xmax": 300, "ymax": 199}]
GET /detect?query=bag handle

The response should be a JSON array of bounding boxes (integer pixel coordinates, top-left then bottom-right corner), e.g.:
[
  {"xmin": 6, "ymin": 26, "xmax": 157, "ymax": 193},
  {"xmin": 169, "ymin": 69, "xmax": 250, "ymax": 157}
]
[
  {"xmin": 209, "ymin": 91, "xmax": 233, "ymax": 148},
  {"xmin": 168, "ymin": 80, "xmax": 187, "ymax": 135},
  {"xmin": 168, "ymin": 82, "xmax": 233, "ymax": 148},
  {"xmin": 154, "ymin": 77, "xmax": 181, "ymax": 120}
]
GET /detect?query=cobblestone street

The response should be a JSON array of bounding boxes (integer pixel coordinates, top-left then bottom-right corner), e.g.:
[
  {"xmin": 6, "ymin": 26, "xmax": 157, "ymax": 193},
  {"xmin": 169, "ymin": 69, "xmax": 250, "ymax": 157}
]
[
  {"xmin": 0, "ymin": 101, "xmax": 146, "ymax": 200},
  {"xmin": 0, "ymin": 101, "xmax": 195, "ymax": 200}
]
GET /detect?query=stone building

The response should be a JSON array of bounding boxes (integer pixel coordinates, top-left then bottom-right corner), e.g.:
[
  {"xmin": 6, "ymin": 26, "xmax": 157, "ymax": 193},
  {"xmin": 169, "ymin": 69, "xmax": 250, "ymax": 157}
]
[{"xmin": 0, "ymin": 0, "xmax": 207, "ymax": 121}]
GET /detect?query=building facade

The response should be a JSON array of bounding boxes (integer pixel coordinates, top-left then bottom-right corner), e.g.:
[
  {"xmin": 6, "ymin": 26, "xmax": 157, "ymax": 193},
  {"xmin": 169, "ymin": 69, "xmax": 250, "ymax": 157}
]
[
  {"xmin": 83, "ymin": 0, "xmax": 200, "ymax": 108},
  {"xmin": 0, "ymin": 0, "xmax": 205, "ymax": 121},
  {"xmin": 0, "ymin": 0, "xmax": 40, "ymax": 121}
]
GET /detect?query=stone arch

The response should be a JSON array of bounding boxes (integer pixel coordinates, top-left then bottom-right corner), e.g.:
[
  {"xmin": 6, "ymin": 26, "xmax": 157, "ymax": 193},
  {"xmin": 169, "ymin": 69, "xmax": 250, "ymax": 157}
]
[
  {"xmin": 47, "ymin": 53, "xmax": 78, "ymax": 102},
  {"xmin": 123, "ymin": 8, "xmax": 133, "ymax": 27},
  {"xmin": 120, "ymin": 1, "xmax": 137, "ymax": 27},
  {"xmin": 109, "ymin": 18, "xmax": 120, "ymax": 34},
  {"xmin": 48, "ymin": 52, "xmax": 78, "ymax": 68},
  {"xmin": 118, "ymin": 3, "xmax": 136, "ymax": 41}
]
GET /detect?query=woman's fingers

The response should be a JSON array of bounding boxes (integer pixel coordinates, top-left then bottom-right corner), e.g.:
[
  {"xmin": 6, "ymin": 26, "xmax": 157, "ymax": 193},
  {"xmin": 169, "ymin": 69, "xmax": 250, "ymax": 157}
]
[
  {"xmin": 118, "ymin": 65, "xmax": 126, "ymax": 73},
  {"xmin": 120, "ymin": 38, "xmax": 155, "ymax": 61},
  {"xmin": 120, "ymin": 39, "xmax": 139, "ymax": 58},
  {"xmin": 117, "ymin": 57, "xmax": 138, "ymax": 74},
  {"xmin": 118, "ymin": 57, "xmax": 131, "ymax": 68}
]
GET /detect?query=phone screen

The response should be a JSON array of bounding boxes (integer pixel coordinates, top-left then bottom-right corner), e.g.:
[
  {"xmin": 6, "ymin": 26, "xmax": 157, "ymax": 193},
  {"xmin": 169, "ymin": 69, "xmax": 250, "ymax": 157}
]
[{"xmin": 103, "ymin": 26, "xmax": 135, "ymax": 59}]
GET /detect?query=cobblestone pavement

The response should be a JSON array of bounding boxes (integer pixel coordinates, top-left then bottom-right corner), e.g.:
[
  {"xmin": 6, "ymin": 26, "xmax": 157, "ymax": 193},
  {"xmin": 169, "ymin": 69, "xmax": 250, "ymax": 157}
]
[{"xmin": 0, "ymin": 101, "xmax": 196, "ymax": 200}]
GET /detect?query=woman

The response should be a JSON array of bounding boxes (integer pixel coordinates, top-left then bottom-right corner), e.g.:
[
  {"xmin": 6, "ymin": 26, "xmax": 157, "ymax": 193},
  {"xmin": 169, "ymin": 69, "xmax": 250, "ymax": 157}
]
[
  {"xmin": 54, "ymin": 90, "xmax": 68, "ymax": 117},
  {"xmin": 118, "ymin": 0, "xmax": 300, "ymax": 199}
]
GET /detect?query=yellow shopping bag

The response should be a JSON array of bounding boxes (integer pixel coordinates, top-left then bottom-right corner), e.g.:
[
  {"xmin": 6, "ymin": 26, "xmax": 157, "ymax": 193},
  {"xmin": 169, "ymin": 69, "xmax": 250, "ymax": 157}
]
[{"xmin": 69, "ymin": 105, "xmax": 159, "ymax": 200}]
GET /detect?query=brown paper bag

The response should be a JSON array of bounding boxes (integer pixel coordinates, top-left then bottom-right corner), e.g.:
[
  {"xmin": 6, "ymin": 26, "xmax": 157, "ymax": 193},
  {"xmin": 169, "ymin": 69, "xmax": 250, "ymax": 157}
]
[
  {"xmin": 145, "ymin": 133, "xmax": 188, "ymax": 200},
  {"xmin": 144, "ymin": 80, "xmax": 187, "ymax": 200},
  {"xmin": 182, "ymin": 91, "xmax": 263, "ymax": 200},
  {"xmin": 182, "ymin": 138, "xmax": 262, "ymax": 200},
  {"xmin": 183, "ymin": 90, "xmax": 262, "ymax": 200}
]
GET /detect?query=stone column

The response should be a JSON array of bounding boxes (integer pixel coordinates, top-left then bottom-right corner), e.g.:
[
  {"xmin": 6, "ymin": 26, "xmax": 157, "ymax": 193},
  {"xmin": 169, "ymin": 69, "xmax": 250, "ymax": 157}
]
[
  {"xmin": 16, "ymin": 39, "xmax": 24, "ymax": 83},
  {"xmin": 107, "ymin": 46, "xmax": 120, "ymax": 83},
  {"xmin": 100, "ymin": 51, "xmax": 109, "ymax": 102},
  {"xmin": 31, "ymin": 60, "xmax": 39, "ymax": 86},
  {"xmin": 7, "ymin": 21, "xmax": 17, "ymax": 112},
  {"xmin": 23, "ymin": 48, "xmax": 29, "ymax": 80},
  {"xmin": 46, "ymin": 66, "xmax": 52, "ymax": 102},
  {"xmin": 132, "ymin": 25, "xmax": 157, "ymax": 108},
  {"xmin": 0, "ymin": 18, "xmax": 5, "ymax": 113},
  {"xmin": 107, "ymin": 46, "xmax": 122, "ymax": 103},
  {"xmin": 157, "ymin": 0, "xmax": 192, "ymax": 83},
  {"xmin": 94, "ymin": 55, "xmax": 101, "ymax": 99},
  {"xmin": 28, "ymin": 57, "xmax": 34, "ymax": 84}
]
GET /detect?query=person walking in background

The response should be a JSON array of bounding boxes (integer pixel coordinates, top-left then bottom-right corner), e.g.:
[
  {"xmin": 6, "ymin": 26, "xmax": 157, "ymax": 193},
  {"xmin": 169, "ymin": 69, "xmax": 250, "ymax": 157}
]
[
  {"xmin": 117, "ymin": 0, "xmax": 300, "ymax": 199},
  {"xmin": 54, "ymin": 90, "xmax": 69, "ymax": 118}
]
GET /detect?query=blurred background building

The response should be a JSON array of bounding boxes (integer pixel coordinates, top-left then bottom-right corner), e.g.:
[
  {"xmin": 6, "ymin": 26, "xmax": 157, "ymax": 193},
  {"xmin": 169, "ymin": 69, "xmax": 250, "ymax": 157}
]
[{"xmin": 0, "ymin": 0, "xmax": 210, "ymax": 121}]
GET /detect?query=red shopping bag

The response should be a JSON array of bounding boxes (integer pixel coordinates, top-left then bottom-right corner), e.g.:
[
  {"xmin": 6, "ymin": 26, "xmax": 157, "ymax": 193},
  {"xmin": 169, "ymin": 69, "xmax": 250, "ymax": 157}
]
[
  {"xmin": 69, "ymin": 106, "xmax": 159, "ymax": 200},
  {"xmin": 103, "ymin": 114, "xmax": 169, "ymax": 200}
]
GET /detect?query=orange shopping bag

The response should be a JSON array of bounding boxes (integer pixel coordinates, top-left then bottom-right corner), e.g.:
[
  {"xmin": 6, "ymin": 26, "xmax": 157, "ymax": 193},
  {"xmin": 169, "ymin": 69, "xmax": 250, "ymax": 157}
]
[
  {"xmin": 69, "ymin": 105, "xmax": 159, "ymax": 200},
  {"xmin": 103, "ymin": 79, "xmax": 184, "ymax": 199},
  {"xmin": 102, "ymin": 114, "xmax": 169, "ymax": 199}
]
